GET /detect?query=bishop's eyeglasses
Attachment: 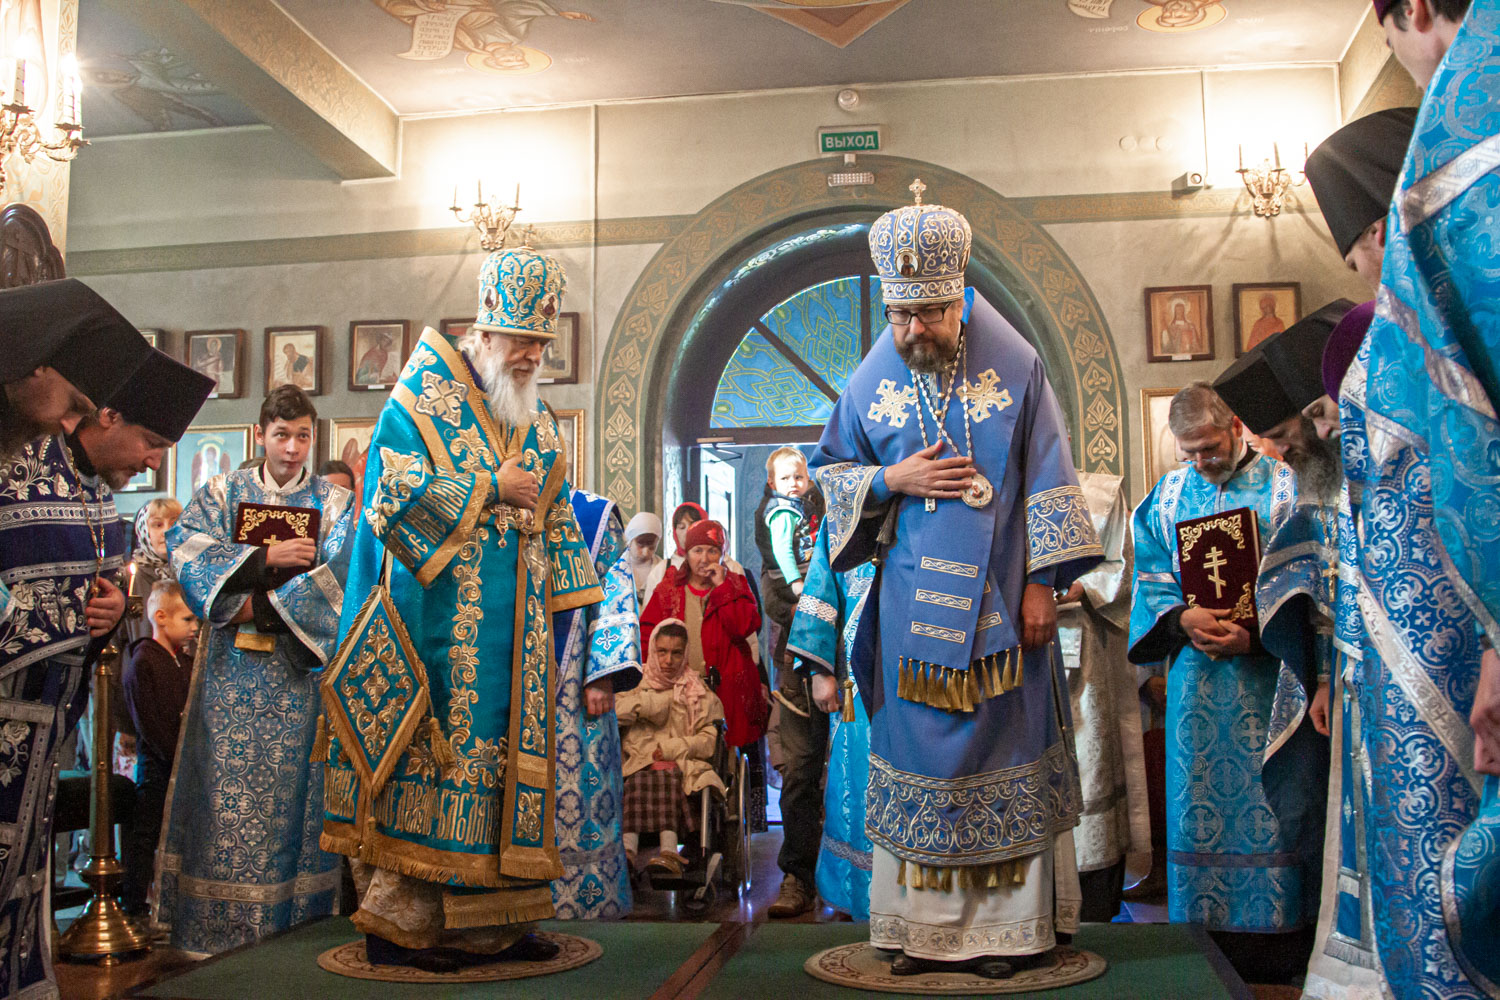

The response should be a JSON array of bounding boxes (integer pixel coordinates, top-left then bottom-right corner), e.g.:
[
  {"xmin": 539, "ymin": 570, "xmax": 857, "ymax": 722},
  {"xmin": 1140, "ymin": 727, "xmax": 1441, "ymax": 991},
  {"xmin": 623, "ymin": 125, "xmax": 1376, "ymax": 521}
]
[{"xmin": 884, "ymin": 301, "xmax": 956, "ymax": 327}]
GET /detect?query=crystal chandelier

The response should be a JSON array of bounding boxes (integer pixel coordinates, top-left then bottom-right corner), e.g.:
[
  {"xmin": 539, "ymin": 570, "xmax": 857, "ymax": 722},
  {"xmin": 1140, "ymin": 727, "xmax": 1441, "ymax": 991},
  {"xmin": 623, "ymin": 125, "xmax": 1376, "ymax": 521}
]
[{"xmin": 0, "ymin": 50, "xmax": 86, "ymax": 194}]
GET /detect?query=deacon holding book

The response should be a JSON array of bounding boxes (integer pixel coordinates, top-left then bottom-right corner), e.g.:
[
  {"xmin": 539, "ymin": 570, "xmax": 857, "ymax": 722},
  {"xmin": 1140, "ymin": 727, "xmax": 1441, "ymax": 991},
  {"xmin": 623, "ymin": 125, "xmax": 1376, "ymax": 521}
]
[
  {"xmin": 1127, "ymin": 382, "xmax": 1323, "ymax": 979},
  {"xmin": 159, "ymin": 384, "xmax": 354, "ymax": 955},
  {"xmin": 320, "ymin": 237, "xmax": 603, "ymax": 973},
  {"xmin": 809, "ymin": 181, "xmax": 1103, "ymax": 979}
]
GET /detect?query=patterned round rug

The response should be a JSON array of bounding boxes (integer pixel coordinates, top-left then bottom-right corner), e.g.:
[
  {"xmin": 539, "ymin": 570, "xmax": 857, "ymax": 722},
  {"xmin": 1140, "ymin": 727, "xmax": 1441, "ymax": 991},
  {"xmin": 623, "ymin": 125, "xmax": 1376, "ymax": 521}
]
[
  {"xmin": 804, "ymin": 944, "xmax": 1108, "ymax": 995},
  {"xmin": 316, "ymin": 932, "xmax": 602, "ymax": 983}
]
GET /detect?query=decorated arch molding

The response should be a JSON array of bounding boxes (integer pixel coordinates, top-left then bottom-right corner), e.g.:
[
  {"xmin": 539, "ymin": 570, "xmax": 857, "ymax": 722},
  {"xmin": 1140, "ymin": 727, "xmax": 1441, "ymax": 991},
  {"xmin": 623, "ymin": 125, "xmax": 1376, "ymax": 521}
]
[{"xmin": 594, "ymin": 155, "xmax": 1127, "ymax": 513}]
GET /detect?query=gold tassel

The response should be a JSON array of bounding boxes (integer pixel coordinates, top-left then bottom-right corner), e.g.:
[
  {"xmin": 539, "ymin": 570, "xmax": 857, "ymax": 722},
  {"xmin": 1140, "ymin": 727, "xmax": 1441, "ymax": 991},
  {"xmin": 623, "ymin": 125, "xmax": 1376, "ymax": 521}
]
[
  {"xmin": 428, "ymin": 717, "xmax": 459, "ymax": 771},
  {"xmin": 309, "ymin": 714, "xmax": 330, "ymax": 763},
  {"xmin": 964, "ymin": 666, "xmax": 980, "ymax": 713},
  {"xmin": 939, "ymin": 867, "xmax": 953, "ymax": 892},
  {"xmin": 897, "ymin": 859, "xmax": 907, "ymax": 887},
  {"xmin": 842, "ymin": 679, "xmax": 856, "ymax": 722},
  {"xmin": 897, "ymin": 658, "xmax": 909, "ymax": 702},
  {"xmin": 1014, "ymin": 653, "xmax": 1024, "ymax": 689}
]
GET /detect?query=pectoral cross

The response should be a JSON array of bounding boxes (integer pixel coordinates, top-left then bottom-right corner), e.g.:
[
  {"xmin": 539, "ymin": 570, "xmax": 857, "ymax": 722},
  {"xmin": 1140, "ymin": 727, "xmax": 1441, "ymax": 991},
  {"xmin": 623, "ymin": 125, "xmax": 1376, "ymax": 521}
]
[
  {"xmin": 1204, "ymin": 545, "xmax": 1228, "ymax": 600},
  {"xmin": 925, "ymin": 497, "xmax": 936, "ymax": 513}
]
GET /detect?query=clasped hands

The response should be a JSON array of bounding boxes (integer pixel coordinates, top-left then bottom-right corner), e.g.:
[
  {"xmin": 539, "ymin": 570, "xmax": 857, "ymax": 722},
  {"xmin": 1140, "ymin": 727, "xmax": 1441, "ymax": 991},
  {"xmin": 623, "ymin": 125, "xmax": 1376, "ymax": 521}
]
[{"xmin": 1179, "ymin": 606, "xmax": 1251, "ymax": 660}]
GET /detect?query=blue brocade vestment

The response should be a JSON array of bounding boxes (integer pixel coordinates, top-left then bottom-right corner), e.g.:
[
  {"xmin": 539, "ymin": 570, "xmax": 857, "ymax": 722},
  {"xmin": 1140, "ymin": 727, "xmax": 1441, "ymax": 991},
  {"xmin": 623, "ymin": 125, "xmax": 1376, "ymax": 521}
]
[
  {"xmin": 159, "ymin": 466, "xmax": 354, "ymax": 956},
  {"xmin": 0, "ymin": 436, "xmax": 126, "ymax": 999},
  {"xmin": 1348, "ymin": 3, "xmax": 1500, "ymax": 992},
  {"xmin": 1128, "ymin": 453, "xmax": 1328, "ymax": 934},
  {"xmin": 551, "ymin": 490, "xmax": 641, "ymax": 919},
  {"xmin": 320, "ymin": 329, "xmax": 602, "ymax": 932},
  {"xmin": 787, "ymin": 524, "xmax": 876, "ymax": 919},
  {"xmin": 810, "ymin": 292, "xmax": 1102, "ymax": 885}
]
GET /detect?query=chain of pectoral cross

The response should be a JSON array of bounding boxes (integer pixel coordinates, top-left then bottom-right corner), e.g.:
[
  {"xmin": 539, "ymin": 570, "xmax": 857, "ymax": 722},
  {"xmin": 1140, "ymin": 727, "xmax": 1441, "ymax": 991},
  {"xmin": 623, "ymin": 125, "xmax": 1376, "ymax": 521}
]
[{"xmin": 912, "ymin": 331, "xmax": 975, "ymax": 512}]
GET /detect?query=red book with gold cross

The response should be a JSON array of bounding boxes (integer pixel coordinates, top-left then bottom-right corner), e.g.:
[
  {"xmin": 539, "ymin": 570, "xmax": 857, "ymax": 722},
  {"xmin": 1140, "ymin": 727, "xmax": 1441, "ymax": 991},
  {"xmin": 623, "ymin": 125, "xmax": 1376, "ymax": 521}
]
[
  {"xmin": 234, "ymin": 502, "xmax": 320, "ymax": 588},
  {"xmin": 1174, "ymin": 506, "xmax": 1260, "ymax": 631}
]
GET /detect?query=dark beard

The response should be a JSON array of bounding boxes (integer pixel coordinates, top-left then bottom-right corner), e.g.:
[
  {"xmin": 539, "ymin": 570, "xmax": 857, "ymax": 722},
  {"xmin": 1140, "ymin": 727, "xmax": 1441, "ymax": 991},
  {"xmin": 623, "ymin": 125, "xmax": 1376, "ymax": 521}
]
[
  {"xmin": 1286, "ymin": 430, "xmax": 1343, "ymax": 503},
  {"xmin": 896, "ymin": 334, "xmax": 958, "ymax": 375},
  {"xmin": 0, "ymin": 411, "xmax": 49, "ymax": 461}
]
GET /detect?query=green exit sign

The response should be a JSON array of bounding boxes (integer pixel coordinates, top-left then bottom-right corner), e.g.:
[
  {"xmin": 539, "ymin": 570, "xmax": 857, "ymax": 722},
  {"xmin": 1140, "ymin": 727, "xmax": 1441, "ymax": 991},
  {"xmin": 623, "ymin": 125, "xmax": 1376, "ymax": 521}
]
[{"xmin": 819, "ymin": 126, "xmax": 882, "ymax": 154}]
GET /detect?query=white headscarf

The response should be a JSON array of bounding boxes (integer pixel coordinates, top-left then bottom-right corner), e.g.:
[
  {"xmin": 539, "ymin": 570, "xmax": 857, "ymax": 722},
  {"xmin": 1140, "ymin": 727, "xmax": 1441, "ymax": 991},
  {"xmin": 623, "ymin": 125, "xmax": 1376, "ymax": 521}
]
[{"xmin": 624, "ymin": 512, "xmax": 664, "ymax": 595}]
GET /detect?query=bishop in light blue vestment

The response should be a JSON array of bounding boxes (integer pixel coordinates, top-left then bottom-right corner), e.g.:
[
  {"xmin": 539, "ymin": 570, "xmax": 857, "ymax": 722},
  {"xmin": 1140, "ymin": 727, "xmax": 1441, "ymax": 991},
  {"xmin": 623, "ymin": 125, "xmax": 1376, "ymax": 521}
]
[
  {"xmin": 160, "ymin": 462, "xmax": 354, "ymax": 955},
  {"xmin": 811, "ymin": 189, "xmax": 1102, "ymax": 965},
  {"xmin": 551, "ymin": 489, "xmax": 641, "ymax": 919},
  {"xmin": 787, "ymin": 524, "xmax": 875, "ymax": 920},
  {"xmin": 1129, "ymin": 439, "xmax": 1325, "ymax": 935},
  {"xmin": 320, "ymin": 254, "xmax": 602, "ymax": 956},
  {"xmin": 1348, "ymin": 4, "xmax": 1500, "ymax": 992}
]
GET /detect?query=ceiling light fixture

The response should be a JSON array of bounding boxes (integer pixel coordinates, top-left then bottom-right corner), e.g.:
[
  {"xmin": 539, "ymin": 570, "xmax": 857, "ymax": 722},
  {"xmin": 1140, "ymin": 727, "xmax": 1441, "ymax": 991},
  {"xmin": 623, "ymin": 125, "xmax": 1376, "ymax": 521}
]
[
  {"xmin": 450, "ymin": 181, "xmax": 533, "ymax": 251},
  {"xmin": 828, "ymin": 152, "xmax": 874, "ymax": 189}
]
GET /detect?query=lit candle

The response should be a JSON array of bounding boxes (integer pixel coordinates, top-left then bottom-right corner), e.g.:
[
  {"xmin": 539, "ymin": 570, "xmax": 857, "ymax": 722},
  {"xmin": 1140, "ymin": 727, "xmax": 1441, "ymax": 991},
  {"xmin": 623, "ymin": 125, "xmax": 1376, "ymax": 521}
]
[
  {"xmin": 476, "ymin": 179, "xmax": 483, "ymax": 206},
  {"xmin": 128, "ymin": 561, "xmax": 137, "ymax": 596},
  {"xmin": 13, "ymin": 57, "xmax": 25, "ymax": 108},
  {"xmin": 513, "ymin": 182, "xmax": 520, "ymax": 207},
  {"xmin": 64, "ymin": 54, "xmax": 80, "ymax": 124},
  {"xmin": 1273, "ymin": 142, "xmax": 1281, "ymax": 170},
  {"xmin": 450, "ymin": 184, "xmax": 459, "ymax": 212},
  {"xmin": 1237, "ymin": 144, "xmax": 1244, "ymax": 171}
]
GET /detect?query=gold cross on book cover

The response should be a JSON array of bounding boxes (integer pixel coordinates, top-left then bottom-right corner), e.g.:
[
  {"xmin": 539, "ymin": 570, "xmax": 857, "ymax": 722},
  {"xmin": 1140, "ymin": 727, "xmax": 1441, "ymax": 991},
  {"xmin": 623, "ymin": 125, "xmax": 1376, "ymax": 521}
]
[
  {"xmin": 1174, "ymin": 506, "xmax": 1260, "ymax": 631},
  {"xmin": 234, "ymin": 502, "xmax": 321, "ymax": 588}
]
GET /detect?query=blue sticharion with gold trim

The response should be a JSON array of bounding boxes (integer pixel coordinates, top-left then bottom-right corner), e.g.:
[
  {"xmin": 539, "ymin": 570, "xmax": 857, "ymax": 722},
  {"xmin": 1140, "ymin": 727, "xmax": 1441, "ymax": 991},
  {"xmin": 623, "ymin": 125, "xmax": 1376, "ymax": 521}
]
[
  {"xmin": 811, "ymin": 188, "xmax": 1103, "ymax": 883},
  {"xmin": 320, "ymin": 325, "xmax": 602, "ymax": 929}
]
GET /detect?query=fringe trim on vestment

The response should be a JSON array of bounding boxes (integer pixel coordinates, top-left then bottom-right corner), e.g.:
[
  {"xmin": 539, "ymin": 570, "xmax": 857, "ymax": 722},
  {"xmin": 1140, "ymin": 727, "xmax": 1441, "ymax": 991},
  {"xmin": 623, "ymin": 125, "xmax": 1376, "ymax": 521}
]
[
  {"xmin": 896, "ymin": 858, "xmax": 1028, "ymax": 892},
  {"xmin": 427, "ymin": 716, "xmax": 459, "ymax": 773},
  {"xmin": 895, "ymin": 647, "xmax": 1024, "ymax": 712},
  {"xmin": 309, "ymin": 714, "xmax": 330, "ymax": 763},
  {"xmin": 320, "ymin": 828, "xmax": 513, "ymax": 890},
  {"xmin": 443, "ymin": 884, "xmax": 556, "ymax": 929}
]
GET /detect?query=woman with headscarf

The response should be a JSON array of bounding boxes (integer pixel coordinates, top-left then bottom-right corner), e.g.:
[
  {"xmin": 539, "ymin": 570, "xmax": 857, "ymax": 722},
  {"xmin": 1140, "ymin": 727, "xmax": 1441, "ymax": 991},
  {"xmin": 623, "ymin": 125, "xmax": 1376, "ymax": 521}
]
[
  {"xmin": 640, "ymin": 519, "xmax": 767, "ymax": 750},
  {"xmin": 616, "ymin": 619, "xmax": 727, "ymax": 876},
  {"xmin": 623, "ymin": 511, "xmax": 664, "ymax": 607}
]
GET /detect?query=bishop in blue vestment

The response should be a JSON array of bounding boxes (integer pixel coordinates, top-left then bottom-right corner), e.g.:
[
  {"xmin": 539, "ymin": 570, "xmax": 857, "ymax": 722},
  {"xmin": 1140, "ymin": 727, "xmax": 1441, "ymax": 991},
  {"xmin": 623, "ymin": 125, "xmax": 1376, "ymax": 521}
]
[
  {"xmin": 321, "ymin": 241, "xmax": 603, "ymax": 971},
  {"xmin": 551, "ymin": 489, "xmax": 641, "ymax": 919},
  {"xmin": 810, "ymin": 183, "xmax": 1102, "ymax": 977}
]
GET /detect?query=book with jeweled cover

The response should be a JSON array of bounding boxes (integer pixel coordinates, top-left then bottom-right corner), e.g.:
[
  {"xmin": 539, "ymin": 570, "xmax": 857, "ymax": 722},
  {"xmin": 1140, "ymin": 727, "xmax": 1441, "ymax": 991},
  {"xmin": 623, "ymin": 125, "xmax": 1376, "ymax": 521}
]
[
  {"xmin": 1174, "ymin": 506, "xmax": 1260, "ymax": 631},
  {"xmin": 234, "ymin": 502, "xmax": 320, "ymax": 588}
]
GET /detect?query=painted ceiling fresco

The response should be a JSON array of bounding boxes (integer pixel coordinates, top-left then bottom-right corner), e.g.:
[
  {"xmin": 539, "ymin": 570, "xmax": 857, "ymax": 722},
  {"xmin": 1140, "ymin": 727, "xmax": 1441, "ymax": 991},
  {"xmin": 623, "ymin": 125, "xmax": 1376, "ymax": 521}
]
[
  {"xmin": 80, "ymin": 0, "xmax": 1370, "ymax": 133},
  {"xmin": 78, "ymin": 0, "xmax": 260, "ymax": 138}
]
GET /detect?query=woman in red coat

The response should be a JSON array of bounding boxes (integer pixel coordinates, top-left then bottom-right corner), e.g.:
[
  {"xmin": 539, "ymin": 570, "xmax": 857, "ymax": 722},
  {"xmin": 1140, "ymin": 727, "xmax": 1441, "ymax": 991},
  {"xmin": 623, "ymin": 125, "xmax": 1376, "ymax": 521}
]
[{"xmin": 640, "ymin": 518, "xmax": 768, "ymax": 748}]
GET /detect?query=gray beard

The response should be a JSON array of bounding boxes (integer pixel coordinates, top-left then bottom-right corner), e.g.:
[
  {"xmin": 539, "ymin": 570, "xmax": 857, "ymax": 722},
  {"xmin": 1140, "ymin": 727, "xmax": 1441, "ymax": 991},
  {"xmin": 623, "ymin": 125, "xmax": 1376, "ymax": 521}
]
[
  {"xmin": 473, "ymin": 348, "xmax": 539, "ymax": 429},
  {"xmin": 1287, "ymin": 436, "xmax": 1344, "ymax": 505}
]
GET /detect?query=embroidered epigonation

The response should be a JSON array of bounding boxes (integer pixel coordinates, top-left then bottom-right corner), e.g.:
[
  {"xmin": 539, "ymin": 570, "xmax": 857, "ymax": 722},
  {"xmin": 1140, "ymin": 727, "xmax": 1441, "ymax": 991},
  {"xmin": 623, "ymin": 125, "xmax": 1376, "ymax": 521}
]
[{"xmin": 919, "ymin": 556, "xmax": 979, "ymax": 578}]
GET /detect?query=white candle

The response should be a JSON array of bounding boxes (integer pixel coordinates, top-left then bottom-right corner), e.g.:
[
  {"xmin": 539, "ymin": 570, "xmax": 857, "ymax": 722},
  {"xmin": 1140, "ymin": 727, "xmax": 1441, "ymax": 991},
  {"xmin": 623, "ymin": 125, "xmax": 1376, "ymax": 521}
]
[{"xmin": 13, "ymin": 58, "xmax": 26, "ymax": 108}]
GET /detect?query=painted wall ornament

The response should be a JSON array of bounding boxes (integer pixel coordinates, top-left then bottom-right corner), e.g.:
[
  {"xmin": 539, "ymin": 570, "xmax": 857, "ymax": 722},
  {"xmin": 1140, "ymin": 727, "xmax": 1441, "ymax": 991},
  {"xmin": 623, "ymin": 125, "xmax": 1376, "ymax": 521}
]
[
  {"xmin": 1067, "ymin": 0, "xmax": 1116, "ymax": 17},
  {"xmin": 372, "ymin": 0, "xmax": 596, "ymax": 75},
  {"xmin": 1137, "ymin": 0, "xmax": 1226, "ymax": 32},
  {"xmin": 87, "ymin": 48, "xmax": 223, "ymax": 132}
]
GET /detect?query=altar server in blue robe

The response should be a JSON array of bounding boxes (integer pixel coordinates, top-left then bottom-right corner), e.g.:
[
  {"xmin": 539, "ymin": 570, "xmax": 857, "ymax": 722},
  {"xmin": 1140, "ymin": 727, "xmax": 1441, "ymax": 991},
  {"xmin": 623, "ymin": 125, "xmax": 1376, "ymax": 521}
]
[
  {"xmin": 0, "ymin": 312, "xmax": 212, "ymax": 1000},
  {"xmin": 787, "ymin": 524, "xmax": 876, "ymax": 920},
  {"xmin": 1345, "ymin": 1, "xmax": 1500, "ymax": 993},
  {"xmin": 810, "ymin": 180, "xmax": 1103, "ymax": 979},
  {"xmin": 159, "ymin": 385, "xmax": 354, "ymax": 956},
  {"xmin": 551, "ymin": 488, "xmax": 641, "ymax": 919},
  {"xmin": 1127, "ymin": 383, "xmax": 1324, "ymax": 975}
]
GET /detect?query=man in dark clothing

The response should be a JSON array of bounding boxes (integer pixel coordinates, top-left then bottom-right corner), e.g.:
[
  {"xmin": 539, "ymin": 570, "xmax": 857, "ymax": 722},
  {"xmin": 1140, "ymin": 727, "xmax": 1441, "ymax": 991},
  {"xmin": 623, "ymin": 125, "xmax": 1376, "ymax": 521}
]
[{"xmin": 120, "ymin": 581, "xmax": 198, "ymax": 917}]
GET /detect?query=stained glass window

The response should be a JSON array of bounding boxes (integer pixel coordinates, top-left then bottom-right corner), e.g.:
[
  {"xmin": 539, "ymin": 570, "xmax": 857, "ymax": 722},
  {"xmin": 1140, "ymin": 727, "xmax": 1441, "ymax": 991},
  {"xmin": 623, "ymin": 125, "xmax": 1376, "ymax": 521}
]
[{"xmin": 710, "ymin": 275, "xmax": 882, "ymax": 429}]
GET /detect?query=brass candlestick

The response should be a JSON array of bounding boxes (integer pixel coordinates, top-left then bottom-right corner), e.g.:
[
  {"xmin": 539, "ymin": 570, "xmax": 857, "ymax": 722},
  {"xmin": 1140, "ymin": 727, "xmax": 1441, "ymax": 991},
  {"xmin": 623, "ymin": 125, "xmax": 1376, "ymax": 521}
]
[{"xmin": 59, "ymin": 592, "xmax": 150, "ymax": 963}]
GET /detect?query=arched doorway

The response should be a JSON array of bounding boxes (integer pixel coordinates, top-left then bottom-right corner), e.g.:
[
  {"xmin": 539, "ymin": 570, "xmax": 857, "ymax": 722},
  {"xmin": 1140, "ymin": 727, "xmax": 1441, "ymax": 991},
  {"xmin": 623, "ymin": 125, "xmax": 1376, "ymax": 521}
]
[{"xmin": 596, "ymin": 155, "xmax": 1126, "ymax": 515}]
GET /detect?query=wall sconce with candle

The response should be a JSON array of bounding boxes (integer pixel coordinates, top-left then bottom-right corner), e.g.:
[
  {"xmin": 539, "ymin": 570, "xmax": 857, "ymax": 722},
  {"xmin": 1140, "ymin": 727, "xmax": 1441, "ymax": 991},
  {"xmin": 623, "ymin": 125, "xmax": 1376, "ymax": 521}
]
[
  {"xmin": 450, "ymin": 181, "xmax": 534, "ymax": 251},
  {"xmin": 1236, "ymin": 142, "xmax": 1307, "ymax": 218},
  {"xmin": 0, "ymin": 43, "xmax": 86, "ymax": 196}
]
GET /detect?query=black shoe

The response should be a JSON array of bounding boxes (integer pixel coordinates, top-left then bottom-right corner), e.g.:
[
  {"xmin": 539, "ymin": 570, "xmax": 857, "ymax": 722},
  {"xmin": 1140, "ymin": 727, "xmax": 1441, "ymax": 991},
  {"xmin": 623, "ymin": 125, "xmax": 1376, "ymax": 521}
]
[
  {"xmin": 365, "ymin": 935, "xmax": 461, "ymax": 974},
  {"xmin": 971, "ymin": 957, "xmax": 1017, "ymax": 979},
  {"xmin": 890, "ymin": 953, "xmax": 938, "ymax": 976},
  {"xmin": 492, "ymin": 932, "xmax": 560, "ymax": 963}
]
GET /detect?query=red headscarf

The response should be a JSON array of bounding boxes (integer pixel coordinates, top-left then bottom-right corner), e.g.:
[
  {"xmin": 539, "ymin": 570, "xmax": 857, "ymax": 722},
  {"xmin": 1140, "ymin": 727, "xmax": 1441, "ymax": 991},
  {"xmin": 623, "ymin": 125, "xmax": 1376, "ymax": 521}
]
[
  {"xmin": 671, "ymin": 501, "xmax": 707, "ymax": 556},
  {"xmin": 683, "ymin": 518, "xmax": 726, "ymax": 553}
]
